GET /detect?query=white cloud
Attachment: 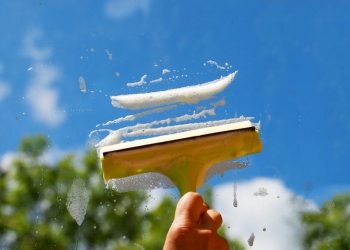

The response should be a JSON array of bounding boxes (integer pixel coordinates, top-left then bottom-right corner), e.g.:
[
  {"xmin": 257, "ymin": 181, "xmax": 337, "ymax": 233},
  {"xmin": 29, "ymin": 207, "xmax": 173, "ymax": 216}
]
[
  {"xmin": 0, "ymin": 152, "xmax": 17, "ymax": 172},
  {"xmin": 104, "ymin": 0, "xmax": 151, "ymax": 20},
  {"xmin": 26, "ymin": 63, "xmax": 65, "ymax": 126},
  {"xmin": 22, "ymin": 29, "xmax": 51, "ymax": 61},
  {"xmin": 22, "ymin": 29, "xmax": 66, "ymax": 126},
  {"xmin": 212, "ymin": 178, "xmax": 316, "ymax": 250},
  {"xmin": 141, "ymin": 177, "xmax": 317, "ymax": 250},
  {"xmin": 0, "ymin": 81, "xmax": 11, "ymax": 101}
]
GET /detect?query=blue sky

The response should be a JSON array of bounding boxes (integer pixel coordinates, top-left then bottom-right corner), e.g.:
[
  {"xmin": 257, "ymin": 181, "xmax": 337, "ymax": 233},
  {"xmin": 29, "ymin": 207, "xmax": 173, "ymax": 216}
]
[{"xmin": 1, "ymin": 0, "xmax": 350, "ymax": 207}]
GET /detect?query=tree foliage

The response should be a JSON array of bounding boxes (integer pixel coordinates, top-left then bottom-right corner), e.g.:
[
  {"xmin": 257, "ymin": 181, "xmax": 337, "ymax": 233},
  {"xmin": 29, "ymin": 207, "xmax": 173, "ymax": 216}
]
[
  {"xmin": 301, "ymin": 194, "xmax": 350, "ymax": 250},
  {"xmin": 0, "ymin": 135, "xmax": 245, "ymax": 249}
]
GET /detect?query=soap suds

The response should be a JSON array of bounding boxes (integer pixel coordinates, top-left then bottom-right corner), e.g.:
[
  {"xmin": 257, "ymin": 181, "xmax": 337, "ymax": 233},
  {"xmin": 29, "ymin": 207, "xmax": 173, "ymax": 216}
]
[
  {"xmin": 105, "ymin": 49, "xmax": 112, "ymax": 60},
  {"xmin": 91, "ymin": 67, "xmax": 260, "ymax": 193},
  {"xmin": 107, "ymin": 173, "xmax": 175, "ymax": 192},
  {"xmin": 253, "ymin": 187, "xmax": 268, "ymax": 196},
  {"xmin": 79, "ymin": 77, "xmax": 86, "ymax": 93},
  {"xmin": 92, "ymin": 116, "xmax": 256, "ymax": 151},
  {"xmin": 94, "ymin": 97, "xmax": 227, "ymax": 139},
  {"xmin": 206, "ymin": 60, "xmax": 226, "ymax": 70},
  {"xmin": 127, "ymin": 75, "xmax": 147, "ymax": 87},
  {"xmin": 150, "ymin": 77, "xmax": 163, "ymax": 83},
  {"xmin": 91, "ymin": 95, "xmax": 252, "ymax": 149},
  {"xmin": 102, "ymin": 105, "xmax": 177, "ymax": 126},
  {"xmin": 66, "ymin": 178, "xmax": 89, "ymax": 226},
  {"xmin": 111, "ymin": 71, "xmax": 238, "ymax": 110}
]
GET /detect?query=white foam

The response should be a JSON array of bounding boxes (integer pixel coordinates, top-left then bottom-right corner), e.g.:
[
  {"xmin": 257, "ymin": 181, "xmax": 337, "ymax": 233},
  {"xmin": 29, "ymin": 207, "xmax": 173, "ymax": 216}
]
[
  {"xmin": 102, "ymin": 105, "xmax": 177, "ymax": 126},
  {"xmin": 126, "ymin": 75, "xmax": 147, "ymax": 87},
  {"xmin": 92, "ymin": 68, "xmax": 262, "ymax": 194},
  {"xmin": 91, "ymin": 116, "xmax": 255, "ymax": 149},
  {"xmin": 66, "ymin": 178, "xmax": 89, "ymax": 226},
  {"xmin": 92, "ymin": 98, "xmax": 225, "ymax": 137},
  {"xmin": 150, "ymin": 77, "xmax": 163, "ymax": 83},
  {"xmin": 105, "ymin": 49, "xmax": 112, "ymax": 60},
  {"xmin": 111, "ymin": 71, "xmax": 237, "ymax": 110},
  {"xmin": 162, "ymin": 69, "xmax": 170, "ymax": 74},
  {"xmin": 107, "ymin": 173, "xmax": 175, "ymax": 192},
  {"xmin": 79, "ymin": 76, "xmax": 86, "ymax": 93},
  {"xmin": 207, "ymin": 60, "xmax": 226, "ymax": 70}
]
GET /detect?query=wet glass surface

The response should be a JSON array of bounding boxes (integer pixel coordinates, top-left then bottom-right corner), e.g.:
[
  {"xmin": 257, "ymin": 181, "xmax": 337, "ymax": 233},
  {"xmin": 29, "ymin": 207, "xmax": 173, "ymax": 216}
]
[{"xmin": 1, "ymin": 1, "xmax": 350, "ymax": 249}]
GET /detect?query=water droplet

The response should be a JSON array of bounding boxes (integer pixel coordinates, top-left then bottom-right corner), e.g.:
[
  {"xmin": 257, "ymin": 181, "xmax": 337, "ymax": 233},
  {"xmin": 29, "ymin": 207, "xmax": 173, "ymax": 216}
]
[
  {"xmin": 94, "ymin": 226, "xmax": 96, "ymax": 229},
  {"xmin": 263, "ymin": 228, "xmax": 266, "ymax": 231},
  {"xmin": 233, "ymin": 171, "xmax": 238, "ymax": 207},
  {"xmin": 247, "ymin": 233, "xmax": 255, "ymax": 246}
]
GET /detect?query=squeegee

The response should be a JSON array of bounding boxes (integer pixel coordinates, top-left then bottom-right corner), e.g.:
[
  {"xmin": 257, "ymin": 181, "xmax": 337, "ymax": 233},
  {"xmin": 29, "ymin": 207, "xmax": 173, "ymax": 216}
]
[{"xmin": 100, "ymin": 120, "xmax": 263, "ymax": 196}]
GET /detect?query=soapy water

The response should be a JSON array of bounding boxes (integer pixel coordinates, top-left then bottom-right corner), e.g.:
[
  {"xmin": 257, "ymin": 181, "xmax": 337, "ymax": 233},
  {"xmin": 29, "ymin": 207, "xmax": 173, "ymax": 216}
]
[
  {"xmin": 110, "ymin": 71, "xmax": 237, "ymax": 110},
  {"xmin": 79, "ymin": 76, "xmax": 86, "ymax": 93},
  {"xmin": 253, "ymin": 187, "xmax": 268, "ymax": 196},
  {"xmin": 91, "ymin": 115, "xmax": 257, "ymax": 155},
  {"xmin": 101, "ymin": 105, "xmax": 178, "ymax": 127},
  {"xmin": 150, "ymin": 77, "xmax": 163, "ymax": 83},
  {"xmin": 127, "ymin": 75, "xmax": 147, "ymax": 87},
  {"xmin": 205, "ymin": 60, "xmax": 228, "ymax": 70},
  {"xmin": 90, "ymin": 65, "xmax": 260, "ymax": 193},
  {"xmin": 247, "ymin": 233, "xmax": 255, "ymax": 246},
  {"xmin": 66, "ymin": 178, "xmax": 89, "ymax": 226},
  {"xmin": 233, "ymin": 171, "xmax": 238, "ymax": 207},
  {"xmin": 91, "ymin": 95, "xmax": 258, "ymax": 150}
]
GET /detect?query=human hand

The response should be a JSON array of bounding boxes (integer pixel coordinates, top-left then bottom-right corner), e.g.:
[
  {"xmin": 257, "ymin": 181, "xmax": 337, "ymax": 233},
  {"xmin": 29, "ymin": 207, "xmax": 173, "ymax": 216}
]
[{"xmin": 164, "ymin": 192, "xmax": 229, "ymax": 250}]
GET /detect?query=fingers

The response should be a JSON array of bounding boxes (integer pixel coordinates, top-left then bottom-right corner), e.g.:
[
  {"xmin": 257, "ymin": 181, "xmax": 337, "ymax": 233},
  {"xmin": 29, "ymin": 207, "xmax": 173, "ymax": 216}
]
[
  {"xmin": 175, "ymin": 192, "xmax": 208, "ymax": 223},
  {"xmin": 175, "ymin": 192, "xmax": 223, "ymax": 231},
  {"xmin": 198, "ymin": 209, "xmax": 223, "ymax": 231}
]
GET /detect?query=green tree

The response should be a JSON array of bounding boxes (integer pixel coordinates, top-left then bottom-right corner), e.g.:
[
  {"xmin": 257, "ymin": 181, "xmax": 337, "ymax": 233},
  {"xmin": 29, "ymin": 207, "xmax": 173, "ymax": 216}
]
[
  {"xmin": 0, "ymin": 135, "xmax": 149, "ymax": 249},
  {"xmin": 0, "ymin": 135, "xmax": 246, "ymax": 249},
  {"xmin": 301, "ymin": 194, "xmax": 350, "ymax": 250}
]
